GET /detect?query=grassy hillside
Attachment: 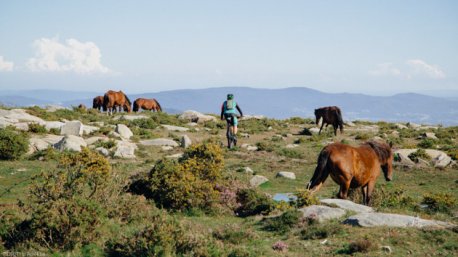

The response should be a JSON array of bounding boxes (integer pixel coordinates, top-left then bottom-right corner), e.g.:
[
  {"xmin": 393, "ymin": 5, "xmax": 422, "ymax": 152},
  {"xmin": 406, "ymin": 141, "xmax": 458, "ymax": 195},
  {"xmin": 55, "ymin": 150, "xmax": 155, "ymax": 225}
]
[{"xmin": 0, "ymin": 107, "xmax": 457, "ymax": 256}]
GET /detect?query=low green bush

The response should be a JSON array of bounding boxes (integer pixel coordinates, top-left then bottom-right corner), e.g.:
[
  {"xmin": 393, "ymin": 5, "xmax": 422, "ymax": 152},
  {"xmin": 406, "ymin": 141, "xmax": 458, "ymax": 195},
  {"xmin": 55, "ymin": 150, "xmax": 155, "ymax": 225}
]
[
  {"xmin": 147, "ymin": 143, "xmax": 224, "ymax": 211},
  {"xmin": 408, "ymin": 149, "xmax": 430, "ymax": 163},
  {"xmin": 276, "ymin": 148, "xmax": 303, "ymax": 159},
  {"xmin": 300, "ymin": 221, "xmax": 343, "ymax": 240},
  {"xmin": 418, "ymin": 138, "xmax": 436, "ymax": 149},
  {"xmin": 421, "ymin": 193, "xmax": 456, "ymax": 214},
  {"xmin": 293, "ymin": 189, "xmax": 319, "ymax": 208},
  {"xmin": 0, "ymin": 128, "xmax": 29, "ymax": 160},
  {"xmin": 235, "ymin": 189, "xmax": 274, "ymax": 217},
  {"xmin": 27, "ymin": 123, "xmax": 47, "ymax": 134},
  {"xmin": 255, "ymin": 141, "xmax": 274, "ymax": 152},
  {"xmin": 262, "ymin": 210, "xmax": 301, "ymax": 234}
]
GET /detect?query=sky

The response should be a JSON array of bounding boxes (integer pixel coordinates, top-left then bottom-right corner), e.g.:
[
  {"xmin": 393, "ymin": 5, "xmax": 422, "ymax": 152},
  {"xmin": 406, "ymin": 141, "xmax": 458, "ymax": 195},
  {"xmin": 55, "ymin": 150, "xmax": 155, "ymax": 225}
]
[{"xmin": 0, "ymin": 0, "xmax": 457, "ymax": 95}]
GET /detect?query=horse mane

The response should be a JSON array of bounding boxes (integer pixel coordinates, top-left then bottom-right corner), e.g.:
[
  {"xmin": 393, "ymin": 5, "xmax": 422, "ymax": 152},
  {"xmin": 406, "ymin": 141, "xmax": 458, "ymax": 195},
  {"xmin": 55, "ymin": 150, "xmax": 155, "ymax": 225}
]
[
  {"xmin": 154, "ymin": 99, "xmax": 162, "ymax": 111},
  {"xmin": 364, "ymin": 140, "xmax": 392, "ymax": 163},
  {"xmin": 122, "ymin": 92, "xmax": 131, "ymax": 105}
]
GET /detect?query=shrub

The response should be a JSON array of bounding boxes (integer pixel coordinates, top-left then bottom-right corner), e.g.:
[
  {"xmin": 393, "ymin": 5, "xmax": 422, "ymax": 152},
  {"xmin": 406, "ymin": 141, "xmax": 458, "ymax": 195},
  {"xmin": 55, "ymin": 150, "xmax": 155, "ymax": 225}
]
[
  {"xmin": 408, "ymin": 148, "xmax": 430, "ymax": 163},
  {"xmin": 354, "ymin": 133, "xmax": 371, "ymax": 140},
  {"xmin": 422, "ymin": 193, "xmax": 456, "ymax": 214},
  {"xmin": 128, "ymin": 118, "xmax": 159, "ymax": 130},
  {"xmin": 255, "ymin": 141, "xmax": 274, "ymax": 152},
  {"xmin": 0, "ymin": 128, "xmax": 29, "ymax": 160},
  {"xmin": 28, "ymin": 123, "xmax": 47, "ymax": 134},
  {"xmin": 235, "ymin": 189, "xmax": 274, "ymax": 217},
  {"xmin": 95, "ymin": 139, "xmax": 117, "ymax": 149},
  {"xmin": 418, "ymin": 138, "xmax": 435, "ymax": 149},
  {"xmin": 294, "ymin": 137, "xmax": 307, "ymax": 144},
  {"xmin": 262, "ymin": 210, "xmax": 301, "ymax": 234},
  {"xmin": 300, "ymin": 222, "xmax": 343, "ymax": 240},
  {"xmin": 346, "ymin": 186, "xmax": 414, "ymax": 208},
  {"xmin": 28, "ymin": 146, "xmax": 60, "ymax": 161},
  {"xmin": 147, "ymin": 142, "xmax": 224, "ymax": 211},
  {"xmin": 344, "ymin": 239, "xmax": 373, "ymax": 254},
  {"xmin": 294, "ymin": 189, "xmax": 319, "ymax": 208},
  {"xmin": 212, "ymin": 225, "xmax": 255, "ymax": 245},
  {"xmin": 276, "ymin": 148, "xmax": 303, "ymax": 159},
  {"xmin": 2, "ymin": 148, "xmax": 147, "ymax": 251},
  {"xmin": 105, "ymin": 213, "xmax": 211, "ymax": 257}
]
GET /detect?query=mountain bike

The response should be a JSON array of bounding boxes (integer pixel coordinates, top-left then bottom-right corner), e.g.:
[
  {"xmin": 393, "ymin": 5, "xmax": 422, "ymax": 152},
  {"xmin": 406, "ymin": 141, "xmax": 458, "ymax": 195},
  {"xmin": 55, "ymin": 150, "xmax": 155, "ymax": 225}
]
[{"xmin": 225, "ymin": 114, "xmax": 241, "ymax": 149}]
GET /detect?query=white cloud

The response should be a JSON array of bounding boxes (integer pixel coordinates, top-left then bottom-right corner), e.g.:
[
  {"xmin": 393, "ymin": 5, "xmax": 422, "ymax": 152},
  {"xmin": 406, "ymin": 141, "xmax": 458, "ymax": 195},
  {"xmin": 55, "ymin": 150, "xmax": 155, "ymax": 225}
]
[
  {"xmin": 369, "ymin": 62, "xmax": 401, "ymax": 77},
  {"xmin": 27, "ymin": 37, "xmax": 110, "ymax": 74},
  {"xmin": 0, "ymin": 56, "xmax": 14, "ymax": 71},
  {"xmin": 406, "ymin": 59, "xmax": 445, "ymax": 79}
]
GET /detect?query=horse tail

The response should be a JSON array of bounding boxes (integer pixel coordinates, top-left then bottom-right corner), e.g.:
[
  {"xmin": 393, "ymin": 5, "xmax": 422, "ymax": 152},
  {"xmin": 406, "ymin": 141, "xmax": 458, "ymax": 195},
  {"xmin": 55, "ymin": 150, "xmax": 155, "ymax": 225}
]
[
  {"xmin": 102, "ymin": 93, "xmax": 109, "ymax": 112},
  {"xmin": 155, "ymin": 99, "xmax": 162, "ymax": 112},
  {"xmin": 336, "ymin": 108, "xmax": 344, "ymax": 133},
  {"xmin": 307, "ymin": 148, "xmax": 331, "ymax": 193},
  {"xmin": 133, "ymin": 99, "xmax": 139, "ymax": 112}
]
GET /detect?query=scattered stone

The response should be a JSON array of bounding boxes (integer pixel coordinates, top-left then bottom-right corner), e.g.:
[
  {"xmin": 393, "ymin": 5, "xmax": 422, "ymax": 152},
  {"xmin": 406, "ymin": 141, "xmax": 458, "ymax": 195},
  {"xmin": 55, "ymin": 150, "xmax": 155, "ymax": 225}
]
[
  {"xmin": 285, "ymin": 144, "xmax": 299, "ymax": 148},
  {"xmin": 320, "ymin": 199, "xmax": 374, "ymax": 213},
  {"xmin": 162, "ymin": 124, "xmax": 189, "ymax": 132},
  {"xmin": 82, "ymin": 125, "xmax": 99, "ymax": 134},
  {"xmin": 241, "ymin": 143, "xmax": 249, "ymax": 148},
  {"xmin": 309, "ymin": 127, "xmax": 320, "ymax": 134},
  {"xmin": 423, "ymin": 132, "xmax": 437, "ymax": 139},
  {"xmin": 242, "ymin": 115, "xmax": 266, "ymax": 120},
  {"xmin": 344, "ymin": 121, "xmax": 356, "ymax": 127},
  {"xmin": 395, "ymin": 123, "xmax": 408, "ymax": 129},
  {"xmin": 117, "ymin": 114, "xmax": 148, "ymax": 121},
  {"xmin": 109, "ymin": 131, "xmax": 122, "ymax": 139},
  {"xmin": 45, "ymin": 105, "xmax": 66, "ymax": 112},
  {"xmin": 113, "ymin": 141, "xmax": 137, "ymax": 159},
  {"xmin": 85, "ymin": 136, "xmax": 110, "ymax": 146},
  {"xmin": 44, "ymin": 121, "xmax": 64, "ymax": 131},
  {"xmin": 60, "ymin": 121, "xmax": 83, "ymax": 136},
  {"xmin": 242, "ymin": 167, "xmax": 254, "ymax": 174},
  {"xmin": 267, "ymin": 126, "xmax": 273, "ymax": 130},
  {"xmin": 95, "ymin": 147, "xmax": 110, "ymax": 157},
  {"xmin": 186, "ymin": 122, "xmax": 198, "ymax": 127},
  {"xmin": 13, "ymin": 122, "xmax": 29, "ymax": 131},
  {"xmin": 115, "ymin": 124, "xmax": 133, "ymax": 139},
  {"xmin": 54, "ymin": 135, "xmax": 87, "ymax": 152},
  {"xmin": 162, "ymin": 146, "xmax": 174, "ymax": 151},
  {"xmin": 250, "ymin": 175, "xmax": 269, "ymax": 187},
  {"xmin": 41, "ymin": 134, "xmax": 64, "ymax": 145},
  {"xmin": 276, "ymin": 171, "xmax": 296, "ymax": 180},
  {"xmin": 166, "ymin": 153, "xmax": 184, "ymax": 159},
  {"xmin": 298, "ymin": 205, "xmax": 346, "ymax": 223},
  {"xmin": 344, "ymin": 212, "xmax": 456, "ymax": 228},
  {"xmin": 240, "ymin": 133, "xmax": 250, "ymax": 138},
  {"xmin": 28, "ymin": 138, "xmax": 50, "ymax": 153},
  {"xmin": 89, "ymin": 121, "xmax": 105, "ymax": 127},
  {"xmin": 181, "ymin": 135, "xmax": 192, "ymax": 148},
  {"xmin": 407, "ymin": 122, "xmax": 421, "ymax": 129},
  {"xmin": 0, "ymin": 109, "xmax": 45, "ymax": 124},
  {"xmin": 246, "ymin": 146, "xmax": 258, "ymax": 151},
  {"xmin": 179, "ymin": 110, "xmax": 216, "ymax": 123},
  {"xmin": 139, "ymin": 138, "xmax": 179, "ymax": 147},
  {"xmin": 381, "ymin": 246, "xmax": 392, "ymax": 254}
]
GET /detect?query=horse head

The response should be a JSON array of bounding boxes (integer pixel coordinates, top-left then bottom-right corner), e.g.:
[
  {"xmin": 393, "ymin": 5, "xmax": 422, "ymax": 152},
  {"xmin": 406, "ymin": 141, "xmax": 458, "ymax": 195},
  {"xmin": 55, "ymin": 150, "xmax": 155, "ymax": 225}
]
[
  {"xmin": 382, "ymin": 152, "xmax": 394, "ymax": 181},
  {"xmin": 123, "ymin": 103, "xmax": 132, "ymax": 113},
  {"xmin": 314, "ymin": 109, "xmax": 321, "ymax": 125}
]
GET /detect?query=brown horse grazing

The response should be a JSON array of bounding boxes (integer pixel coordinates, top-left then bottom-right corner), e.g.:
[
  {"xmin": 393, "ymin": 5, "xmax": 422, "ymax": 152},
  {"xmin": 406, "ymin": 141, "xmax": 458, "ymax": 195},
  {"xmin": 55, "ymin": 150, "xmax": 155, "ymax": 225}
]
[
  {"xmin": 314, "ymin": 106, "xmax": 344, "ymax": 136},
  {"xmin": 103, "ymin": 90, "xmax": 132, "ymax": 115},
  {"xmin": 92, "ymin": 96, "xmax": 104, "ymax": 111},
  {"xmin": 307, "ymin": 141, "xmax": 393, "ymax": 205},
  {"xmin": 133, "ymin": 98, "xmax": 162, "ymax": 112}
]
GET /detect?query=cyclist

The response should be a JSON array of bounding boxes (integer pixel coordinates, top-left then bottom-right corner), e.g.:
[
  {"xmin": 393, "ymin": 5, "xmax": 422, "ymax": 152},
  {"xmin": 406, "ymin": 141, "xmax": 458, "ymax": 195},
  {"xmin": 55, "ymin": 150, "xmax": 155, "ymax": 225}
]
[{"xmin": 221, "ymin": 93, "xmax": 243, "ymax": 147}]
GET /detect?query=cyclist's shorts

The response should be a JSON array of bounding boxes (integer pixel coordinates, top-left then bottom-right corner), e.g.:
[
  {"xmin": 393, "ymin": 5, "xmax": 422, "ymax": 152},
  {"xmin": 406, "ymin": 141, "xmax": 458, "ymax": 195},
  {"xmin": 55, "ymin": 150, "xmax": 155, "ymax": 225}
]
[{"xmin": 224, "ymin": 114, "xmax": 238, "ymax": 126}]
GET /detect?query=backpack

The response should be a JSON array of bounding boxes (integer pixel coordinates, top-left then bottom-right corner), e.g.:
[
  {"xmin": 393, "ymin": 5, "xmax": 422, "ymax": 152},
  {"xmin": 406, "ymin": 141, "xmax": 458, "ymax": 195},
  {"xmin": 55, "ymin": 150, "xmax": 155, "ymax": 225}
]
[{"xmin": 226, "ymin": 100, "xmax": 234, "ymax": 110}]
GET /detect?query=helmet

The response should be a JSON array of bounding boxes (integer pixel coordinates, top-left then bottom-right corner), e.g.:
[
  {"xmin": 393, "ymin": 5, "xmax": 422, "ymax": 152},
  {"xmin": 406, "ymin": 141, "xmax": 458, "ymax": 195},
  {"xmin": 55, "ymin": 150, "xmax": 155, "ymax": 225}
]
[{"xmin": 227, "ymin": 94, "xmax": 234, "ymax": 100}]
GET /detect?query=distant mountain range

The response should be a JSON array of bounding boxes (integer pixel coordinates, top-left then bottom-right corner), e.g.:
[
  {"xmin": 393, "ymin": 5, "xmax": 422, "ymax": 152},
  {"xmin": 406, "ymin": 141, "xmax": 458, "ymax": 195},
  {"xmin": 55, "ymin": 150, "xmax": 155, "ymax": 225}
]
[{"xmin": 1, "ymin": 87, "xmax": 457, "ymax": 126}]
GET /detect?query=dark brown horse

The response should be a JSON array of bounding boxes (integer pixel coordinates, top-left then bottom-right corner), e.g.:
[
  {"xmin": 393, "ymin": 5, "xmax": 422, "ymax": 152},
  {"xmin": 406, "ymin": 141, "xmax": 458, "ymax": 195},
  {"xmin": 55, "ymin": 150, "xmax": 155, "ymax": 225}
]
[
  {"xmin": 307, "ymin": 141, "xmax": 393, "ymax": 205},
  {"xmin": 103, "ymin": 90, "xmax": 131, "ymax": 115},
  {"xmin": 133, "ymin": 98, "xmax": 162, "ymax": 112},
  {"xmin": 314, "ymin": 106, "xmax": 344, "ymax": 136},
  {"xmin": 92, "ymin": 96, "xmax": 104, "ymax": 111}
]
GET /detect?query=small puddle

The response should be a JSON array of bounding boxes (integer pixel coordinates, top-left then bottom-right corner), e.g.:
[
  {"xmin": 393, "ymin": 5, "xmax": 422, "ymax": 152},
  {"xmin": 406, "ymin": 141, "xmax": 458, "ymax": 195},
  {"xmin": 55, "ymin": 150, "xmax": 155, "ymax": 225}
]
[{"xmin": 273, "ymin": 193, "xmax": 297, "ymax": 202}]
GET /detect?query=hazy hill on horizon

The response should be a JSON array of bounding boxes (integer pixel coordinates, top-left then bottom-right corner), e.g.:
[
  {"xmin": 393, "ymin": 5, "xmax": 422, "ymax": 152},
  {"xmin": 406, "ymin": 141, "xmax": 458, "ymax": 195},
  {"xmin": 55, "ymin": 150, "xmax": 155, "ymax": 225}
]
[{"xmin": 1, "ymin": 87, "xmax": 457, "ymax": 126}]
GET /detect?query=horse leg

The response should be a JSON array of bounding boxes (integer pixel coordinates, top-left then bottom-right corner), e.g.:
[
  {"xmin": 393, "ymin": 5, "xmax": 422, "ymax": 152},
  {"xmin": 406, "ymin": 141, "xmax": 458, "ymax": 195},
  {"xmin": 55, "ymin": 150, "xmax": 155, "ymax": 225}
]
[
  {"xmin": 333, "ymin": 124, "xmax": 338, "ymax": 136},
  {"xmin": 361, "ymin": 185, "xmax": 368, "ymax": 205},
  {"xmin": 365, "ymin": 182, "xmax": 376, "ymax": 206},
  {"xmin": 319, "ymin": 122, "xmax": 325, "ymax": 134},
  {"xmin": 337, "ymin": 181, "xmax": 351, "ymax": 199}
]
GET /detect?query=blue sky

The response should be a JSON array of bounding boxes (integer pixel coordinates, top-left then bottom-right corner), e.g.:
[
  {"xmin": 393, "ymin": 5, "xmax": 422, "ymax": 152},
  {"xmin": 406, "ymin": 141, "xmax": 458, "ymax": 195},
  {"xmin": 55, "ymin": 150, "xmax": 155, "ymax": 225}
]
[{"xmin": 0, "ymin": 0, "xmax": 457, "ymax": 95}]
